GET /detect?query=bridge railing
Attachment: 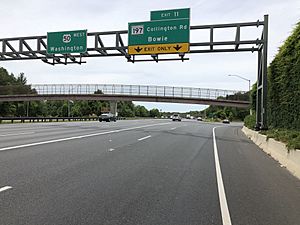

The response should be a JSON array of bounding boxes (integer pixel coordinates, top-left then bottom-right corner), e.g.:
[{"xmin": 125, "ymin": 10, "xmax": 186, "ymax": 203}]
[
  {"xmin": 31, "ymin": 84, "xmax": 246, "ymax": 100},
  {"xmin": 0, "ymin": 84, "xmax": 247, "ymax": 100}
]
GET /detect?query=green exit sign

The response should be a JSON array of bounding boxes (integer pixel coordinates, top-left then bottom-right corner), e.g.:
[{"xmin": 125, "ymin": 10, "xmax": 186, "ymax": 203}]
[
  {"xmin": 47, "ymin": 30, "xmax": 87, "ymax": 54},
  {"xmin": 128, "ymin": 19, "xmax": 190, "ymax": 46},
  {"xmin": 151, "ymin": 8, "xmax": 190, "ymax": 21}
]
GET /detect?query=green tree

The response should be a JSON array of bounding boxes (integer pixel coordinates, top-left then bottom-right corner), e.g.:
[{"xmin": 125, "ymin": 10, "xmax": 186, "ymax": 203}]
[
  {"xmin": 135, "ymin": 105, "xmax": 149, "ymax": 117},
  {"xmin": 16, "ymin": 73, "xmax": 27, "ymax": 85},
  {"xmin": 149, "ymin": 108, "xmax": 160, "ymax": 117}
]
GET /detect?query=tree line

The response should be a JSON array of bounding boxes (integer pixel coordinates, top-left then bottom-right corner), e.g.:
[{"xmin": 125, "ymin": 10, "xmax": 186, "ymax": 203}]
[{"xmin": 200, "ymin": 92, "xmax": 250, "ymax": 121}]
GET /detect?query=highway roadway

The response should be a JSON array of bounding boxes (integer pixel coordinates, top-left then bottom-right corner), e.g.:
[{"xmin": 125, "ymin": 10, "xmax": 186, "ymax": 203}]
[{"xmin": 0, "ymin": 119, "xmax": 299, "ymax": 225}]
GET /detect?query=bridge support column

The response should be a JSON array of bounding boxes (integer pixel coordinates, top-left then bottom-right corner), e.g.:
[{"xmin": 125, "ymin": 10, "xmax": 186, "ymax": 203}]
[{"xmin": 109, "ymin": 101, "xmax": 118, "ymax": 117}]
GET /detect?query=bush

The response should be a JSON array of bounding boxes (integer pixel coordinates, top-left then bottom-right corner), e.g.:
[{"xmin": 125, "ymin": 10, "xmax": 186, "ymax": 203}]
[
  {"xmin": 244, "ymin": 114, "xmax": 256, "ymax": 129},
  {"xmin": 260, "ymin": 129, "xmax": 300, "ymax": 150},
  {"xmin": 287, "ymin": 135, "xmax": 300, "ymax": 150}
]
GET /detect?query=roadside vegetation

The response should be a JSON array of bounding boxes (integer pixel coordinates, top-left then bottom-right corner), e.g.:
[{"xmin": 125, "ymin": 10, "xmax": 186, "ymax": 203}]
[
  {"xmin": 201, "ymin": 91, "xmax": 250, "ymax": 121},
  {"xmin": 244, "ymin": 21, "xmax": 300, "ymax": 150},
  {"xmin": 260, "ymin": 129, "xmax": 300, "ymax": 150}
]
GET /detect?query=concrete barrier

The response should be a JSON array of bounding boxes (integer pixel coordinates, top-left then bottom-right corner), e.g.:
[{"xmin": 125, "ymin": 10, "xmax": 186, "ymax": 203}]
[{"xmin": 242, "ymin": 126, "xmax": 300, "ymax": 180}]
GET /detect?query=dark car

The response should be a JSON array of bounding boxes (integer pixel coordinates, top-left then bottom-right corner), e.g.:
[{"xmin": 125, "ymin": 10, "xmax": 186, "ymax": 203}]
[
  {"xmin": 172, "ymin": 114, "xmax": 182, "ymax": 121},
  {"xmin": 99, "ymin": 113, "xmax": 117, "ymax": 122}
]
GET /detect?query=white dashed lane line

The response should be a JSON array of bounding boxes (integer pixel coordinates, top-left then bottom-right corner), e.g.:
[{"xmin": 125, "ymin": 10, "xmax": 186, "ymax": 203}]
[
  {"xmin": 137, "ymin": 135, "xmax": 151, "ymax": 141},
  {"xmin": 0, "ymin": 186, "xmax": 12, "ymax": 193}
]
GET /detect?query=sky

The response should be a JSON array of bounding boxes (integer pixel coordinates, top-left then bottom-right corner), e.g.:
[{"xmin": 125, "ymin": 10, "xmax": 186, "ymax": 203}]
[{"xmin": 0, "ymin": 0, "xmax": 299, "ymax": 112}]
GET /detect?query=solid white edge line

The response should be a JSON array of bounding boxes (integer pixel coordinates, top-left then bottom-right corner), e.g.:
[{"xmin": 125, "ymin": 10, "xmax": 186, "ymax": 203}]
[
  {"xmin": 213, "ymin": 127, "xmax": 232, "ymax": 225},
  {"xmin": 0, "ymin": 122, "xmax": 171, "ymax": 152},
  {"xmin": 0, "ymin": 186, "xmax": 12, "ymax": 193},
  {"xmin": 137, "ymin": 135, "xmax": 152, "ymax": 141}
]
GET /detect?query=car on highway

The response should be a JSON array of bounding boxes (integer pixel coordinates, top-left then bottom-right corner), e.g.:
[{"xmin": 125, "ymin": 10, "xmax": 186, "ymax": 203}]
[
  {"xmin": 197, "ymin": 117, "xmax": 203, "ymax": 121},
  {"xmin": 172, "ymin": 114, "xmax": 182, "ymax": 121},
  {"xmin": 99, "ymin": 113, "xmax": 117, "ymax": 122},
  {"xmin": 222, "ymin": 119, "xmax": 230, "ymax": 124}
]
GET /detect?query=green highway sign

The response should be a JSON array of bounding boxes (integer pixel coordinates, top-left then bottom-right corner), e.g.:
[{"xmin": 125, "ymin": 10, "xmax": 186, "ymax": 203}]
[
  {"xmin": 47, "ymin": 30, "xmax": 87, "ymax": 54},
  {"xmin": 128, "ymin": 8, "xmax": 190, "ymax": 55},
  {"xmin": 128, "ymin": 19, "xmax": 189, "ymax": 46},
  {"xmin": 151, "ymin": 8, "xmax": 190, "ymax": 21}
]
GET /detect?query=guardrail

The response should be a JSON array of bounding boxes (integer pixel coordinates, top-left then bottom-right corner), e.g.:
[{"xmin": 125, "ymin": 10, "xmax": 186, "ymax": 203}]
[{"xmin": 0, "ymin": 116, "xmax": 126, "ymax": 123}]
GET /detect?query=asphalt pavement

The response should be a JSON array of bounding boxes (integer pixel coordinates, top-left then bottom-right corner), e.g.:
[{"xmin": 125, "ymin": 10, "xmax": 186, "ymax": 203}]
[{"xmin": 0, "ymin": 119, "xmax": 299, "ymax": 225}]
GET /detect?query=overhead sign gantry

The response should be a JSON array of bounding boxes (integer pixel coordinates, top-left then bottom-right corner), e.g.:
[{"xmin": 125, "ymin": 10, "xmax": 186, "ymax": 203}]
[{"xmin": 0, "ymin": 10, "xmax": 265, "ymax": 65}]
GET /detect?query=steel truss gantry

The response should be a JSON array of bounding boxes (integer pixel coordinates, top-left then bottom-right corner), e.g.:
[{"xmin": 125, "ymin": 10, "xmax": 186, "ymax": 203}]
[{"xmin": 0, "ymin": 16, "xmax": 268, "ymax": 129}]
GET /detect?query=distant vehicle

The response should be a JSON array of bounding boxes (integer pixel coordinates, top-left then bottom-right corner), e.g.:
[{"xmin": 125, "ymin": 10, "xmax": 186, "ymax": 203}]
[
  {"xmin": 222, "ymin": 119, "xmax": 230, "ymax": 124},
  {"xmin": 172, "ymin": 114, "xmax": 182, "ymax": 121},
  {"xmin": 197, "ymin": 117, "xmax": 203, "ymax": 121},
  {"xmin": 99, "ymin": 113, "xmax": 117, "ymax": 122}
]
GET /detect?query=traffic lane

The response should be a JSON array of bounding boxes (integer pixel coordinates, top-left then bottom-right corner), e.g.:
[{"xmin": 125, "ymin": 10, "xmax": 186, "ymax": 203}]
[
  {"xmin": 0, "ymin": 119, "xmax": 169, "ymax": 149},
  {"xmin": 0, "ymin": 120, "xmax": 197, "ymax": 189},
  {"xmin": 0, "ymin": 122, "xmax": 222, "ymax": 225},
  {"xmin": 215, "ymin": 126, "xmax": 300, "ymax": 225},
  {"xmin": 0, "ymin": 121, "xmax": 176, "ymax": 221},
  {"xmin": 0, "ymin": 121, "xmax": 184, "ymax": 190},
  {"xmin": 0, "ymin": 121, "xmax": 175, "ymax": 186}
]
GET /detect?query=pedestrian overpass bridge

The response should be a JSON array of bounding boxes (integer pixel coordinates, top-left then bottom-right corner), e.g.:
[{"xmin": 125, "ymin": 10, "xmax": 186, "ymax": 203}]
[{"xmin": 0, "ymin": 84, "xmax": 250, "ymax": 108}]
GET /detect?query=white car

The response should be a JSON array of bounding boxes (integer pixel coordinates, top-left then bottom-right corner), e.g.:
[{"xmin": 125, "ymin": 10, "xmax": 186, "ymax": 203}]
[{"xmin": 172, "ymin": 114, "xmax": 182, "ymax": 121}]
